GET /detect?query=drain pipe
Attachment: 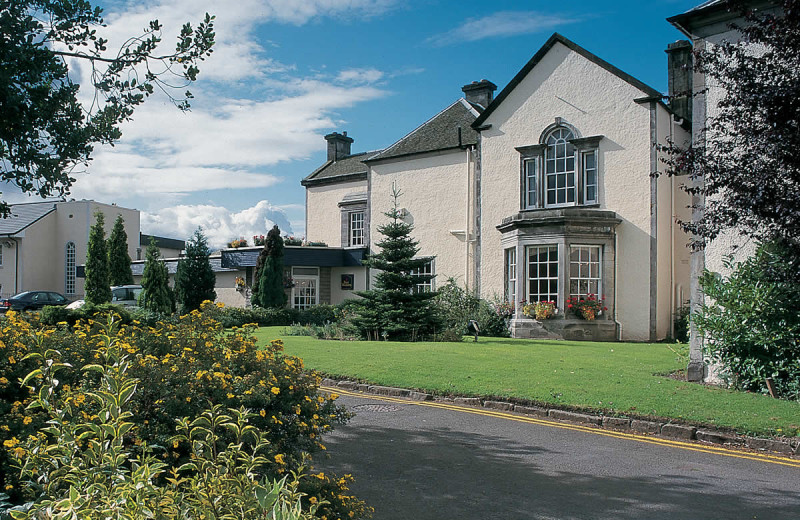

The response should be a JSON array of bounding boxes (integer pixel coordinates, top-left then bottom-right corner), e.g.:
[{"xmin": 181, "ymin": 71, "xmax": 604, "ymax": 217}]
[
  {"xmin": 614, "ymin": 231, "xmax": 623, "ymax": 340},
  {"xmin": 464, "ymin": 146, "xmax": 472, "ymax": 290}
]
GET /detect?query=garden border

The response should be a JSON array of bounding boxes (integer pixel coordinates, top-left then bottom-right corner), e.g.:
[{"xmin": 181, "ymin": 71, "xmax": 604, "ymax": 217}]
[{"xmin": 321, "ymin": 378, "xmax": 799, "ymax": 458}]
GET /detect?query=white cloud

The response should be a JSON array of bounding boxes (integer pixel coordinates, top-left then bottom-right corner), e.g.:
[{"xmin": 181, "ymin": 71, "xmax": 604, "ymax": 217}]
[
  {"xmin": 337, "ymin": 68, "xmax": 385, "ymax": 84},
  {"xmin": 141, "ymin": 200, "xmax": 293, "ymax": 249},
  {"xmin": 427, "ymin": 11, "xmax": 581, "ymax": 47}
]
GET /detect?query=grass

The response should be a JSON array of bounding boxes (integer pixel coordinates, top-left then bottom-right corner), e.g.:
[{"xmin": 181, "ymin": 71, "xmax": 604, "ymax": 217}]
[{"xmin": 253, "ymin": 327, "xmax": 800, "ymax": 437}]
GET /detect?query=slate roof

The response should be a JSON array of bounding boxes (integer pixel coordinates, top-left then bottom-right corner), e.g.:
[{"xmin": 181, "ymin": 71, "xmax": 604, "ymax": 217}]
[
  {"xmin": 0, "ymin": 202, "xmax": 57, "ymax": 235},
  {"xmin": 473, "ymin": 33, "xmax": 664, "ymax": 128},
  {"xmin": 366, "ymin": 99, "xmax": 481, "ymax": 163},
  {"xmin": 301, "ymin": 151, "xmax": 379, "ymax": 187}
]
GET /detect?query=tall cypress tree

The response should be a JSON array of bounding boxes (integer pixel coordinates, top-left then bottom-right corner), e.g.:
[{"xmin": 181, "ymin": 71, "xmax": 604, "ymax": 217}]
[
  {"xmin": 174, "ymin": 228, "xmax": 216, "ymax": 313},
  {"xmin": 140, "ymin": 238, "xmax": 172, "ymax": 314},
  {"xmin": 354, "ymin": 185, "xmax": 437, "ymax": 340},
  {"xmin": 252, "ymin": 225, "xmax": 287, "ymax": 309},
  {"xmin": 84, "ymin": 212, "xmax": 111, "ymax": 304},
  {"xmin": 107, "ymin": 215, "xmax": 134, "ymax": 286}
]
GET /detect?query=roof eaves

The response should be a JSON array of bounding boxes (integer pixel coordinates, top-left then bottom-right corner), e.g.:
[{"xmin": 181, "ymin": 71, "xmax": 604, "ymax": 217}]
[
  {"xmin": 301, "ymin": 171, "xmax": 368, "ymax": 187},
  {"xmin": 473, "ymin": 33, "xmax": 663, "ymax": 128},
  {"xmin": 459, "ymin": 98, "xmax": 482, "ymax": 118},
  {"xmin": 363, "ymin": 145, "xmax": 468, "ymax": 165}
]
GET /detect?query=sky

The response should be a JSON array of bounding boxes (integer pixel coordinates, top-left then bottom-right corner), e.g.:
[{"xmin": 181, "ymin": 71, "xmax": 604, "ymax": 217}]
[{"xmin": 7, "ymin": 0, "xmax": 703, "ymax": 249}]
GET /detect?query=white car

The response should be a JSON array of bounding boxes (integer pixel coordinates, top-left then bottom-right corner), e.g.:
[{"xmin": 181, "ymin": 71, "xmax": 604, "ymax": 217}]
[{"xmin": 65, "ymin": 285, "xmax": 143, "ymax": 310}]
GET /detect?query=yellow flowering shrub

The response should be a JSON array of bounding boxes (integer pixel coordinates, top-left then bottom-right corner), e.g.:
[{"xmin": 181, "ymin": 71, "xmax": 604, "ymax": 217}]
[{"xmin": 0, "ymin": 304, "xmax": 368, "ymax": 519}]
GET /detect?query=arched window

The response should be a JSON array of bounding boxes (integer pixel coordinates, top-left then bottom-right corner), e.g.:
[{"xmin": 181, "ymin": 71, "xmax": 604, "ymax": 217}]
[
  {"xmin": 65, "ymin": 242, "xmax": 76, "ymax": 295},
  {"xmin": 517, "ymin": 120, "xmax": 602, "ymax": 210},
  {"xmin": 544, "ymin": 127, "xmax": 576, "ymax": 206}
]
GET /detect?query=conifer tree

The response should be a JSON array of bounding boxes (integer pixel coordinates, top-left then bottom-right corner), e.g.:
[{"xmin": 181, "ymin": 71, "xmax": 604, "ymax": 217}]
[
  {"xmin": 252, "ymin": 225, "xmax": 287, "ymax": 309},
  {"xmin": 174, "ymin": 228, "xmax": 216, "ymax": 313},
  {"xmin": 107, "ymin": 215, "xmax": 134, "ymax": 286},
  {"xmin": 139, "ymin": 238, "xmax": 172, "ymax": 314},
  {"xmin": 354, "ymin": 185, "xmax": 437, "ymax": 340},
  {"xmin": 84, "ymin": 212, "xmax": 111, "ymax": 304}
]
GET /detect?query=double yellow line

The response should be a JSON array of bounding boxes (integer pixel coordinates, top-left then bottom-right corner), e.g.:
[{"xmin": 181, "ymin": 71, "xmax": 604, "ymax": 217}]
[{"xmin": 321, "ymin": 386, "xmax": 800, "ymax": 469}]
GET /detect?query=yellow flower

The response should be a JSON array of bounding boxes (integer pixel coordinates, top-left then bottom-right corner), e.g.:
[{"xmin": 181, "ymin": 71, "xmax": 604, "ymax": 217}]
[
  {"xmin": 0, "ymin": 377, "xmax": 8, "ymax": 384},
  {"xmin": 23, "ymin": 416, "xmax": 32, "ymax": 425},
  {"xmin": 309, "ymin": 497, "xmax": 318, "ymax": 505},
  {"xmin": 274, "ymin": 454, "xmax": 285, "ymax": 465},
  {"xmin": 7, "ymin": 356, "xmax": 15, "ymax": 364},
  {"xmin": 259, "ymin": 409, "xmax": 266, "ymax": 417},
  {"xmin": 4, "ymin": 484, "xmax": 12, "ymax": 490},
  {"xmin": 226, "ymin": 393, "xmax": 235, "ymax": 399},
  {"xmin": 271, "ymin": 387, "xmax": 280, "ymax": 395},
  {"xmin": 3, "ymin": 438, "xmax": 19, "ymax": 448},
  {"xmin": 313, "ymin": 472, "xmax": 325, "ymax": 480},
  {"xmin": 173, "ymin": 440, "xmax": 179, "ymax": 448}
]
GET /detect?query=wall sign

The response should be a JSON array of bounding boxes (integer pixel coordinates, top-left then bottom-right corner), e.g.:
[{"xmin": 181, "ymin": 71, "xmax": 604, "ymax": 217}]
[{"xmin": 341, "ymin": 274, "xmax": 354, "ymax": 290}]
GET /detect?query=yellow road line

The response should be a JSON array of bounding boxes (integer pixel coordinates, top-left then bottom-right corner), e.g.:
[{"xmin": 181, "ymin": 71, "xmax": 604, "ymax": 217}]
[{"xmin": 321, "ymin": 386, "xmax": 800, "ymax": 469}]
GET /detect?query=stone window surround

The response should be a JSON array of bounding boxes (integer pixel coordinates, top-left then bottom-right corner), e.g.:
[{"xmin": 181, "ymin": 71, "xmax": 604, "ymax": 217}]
[
  {"xmin": 498, "ymin": 208, "xmax": 620, "ymax": 320},
  {"xmin": 338, "ymin": 197, "xmax": 367, "ymax": 248},
  {"xmin": 516, "ymin": 125, "xmax": 604, "ymax": 210}
]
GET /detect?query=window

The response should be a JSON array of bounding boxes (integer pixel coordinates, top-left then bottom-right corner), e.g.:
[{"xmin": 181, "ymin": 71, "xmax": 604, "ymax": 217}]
[
  {"xmin": 65, "ymin": 242, "xmax": 76, "ymax": 295},
  {"xmin": 527, "ymin": 246, "xmax": 558, "ymax": 302},
  {"xmin": 410, "ymin": 259, "xmax": 434, "ymax": 294},
  {"xmin": 504, "ymin": 248, "xmax": 517, "ymax": 304},
  {"xmin": 0, "ymin": 243, "xmax": 3, "ymax": 267},
  {"xmin": 349, "ymin": 211, "xmax": 365, "ymax": 246},
  {"xmin": 569, "ymin": 246, "xmax": 601, "ymax": 298},
  {"xmin": 518, "ymin": 123, "xmax": 602, "ymax": 210},
  {"xmin": 523, "ymin": 160, "xmax": 538, "ymax": 209},
  {"xmin": 291, "ymin": 267, "xmax": 319, "ymax": 310},
  {"xmin": 582, "ymin": 150, "xmax": 598, "ymax": 204},
  {"xmin": 545, "ymin": 128, "xmax": 576, "ymax": 206}
]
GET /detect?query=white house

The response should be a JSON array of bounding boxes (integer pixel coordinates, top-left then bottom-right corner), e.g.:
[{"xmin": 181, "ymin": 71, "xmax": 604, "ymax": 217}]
[
  {"xmin": 298, "ymin": 33, "xmax": 694, "ymax": 342},
  {"xmin": 668, "ymin": 0, "xmax": 781, "ymax": 378}
]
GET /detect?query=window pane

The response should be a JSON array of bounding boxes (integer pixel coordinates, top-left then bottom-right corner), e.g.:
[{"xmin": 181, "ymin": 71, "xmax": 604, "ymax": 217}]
[
  {"xmin": 526, "ymin": 246, "xmax": 558, "ymax": 302},
  {"xmin": 569, "ymin": 246, "xmax": 602, "ymax": 301}
]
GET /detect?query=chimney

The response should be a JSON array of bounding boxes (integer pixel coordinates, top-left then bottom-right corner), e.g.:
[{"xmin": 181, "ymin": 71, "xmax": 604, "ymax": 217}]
[
  {"xmin": 665, "ymin": 40, "xmax": 693, "ymax": 124},
  {"xmin": 324, "ymin": 131, "xmax": 354, "ymax": 162},
  {"xmin": 461, "ymin": 79, "xmax": 497, "ymax": 109}
]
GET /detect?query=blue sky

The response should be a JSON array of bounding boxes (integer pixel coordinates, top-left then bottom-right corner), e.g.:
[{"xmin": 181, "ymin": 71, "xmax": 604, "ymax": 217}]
[{"xmin": 8, "ymin": 0, "xmax": 702, "ymax": 248}]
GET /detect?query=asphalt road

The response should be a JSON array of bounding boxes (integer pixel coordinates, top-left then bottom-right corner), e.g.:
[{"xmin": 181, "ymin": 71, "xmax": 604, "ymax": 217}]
[{"xmin": 314, "ymin": 390, "xmax": 800, "ymax": 520}]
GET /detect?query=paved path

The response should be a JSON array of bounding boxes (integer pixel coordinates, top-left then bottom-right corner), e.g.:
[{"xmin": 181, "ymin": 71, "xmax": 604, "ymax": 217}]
[{"xmin": 315, "ymin": 389, "xmax": 800, "ymax": 520}]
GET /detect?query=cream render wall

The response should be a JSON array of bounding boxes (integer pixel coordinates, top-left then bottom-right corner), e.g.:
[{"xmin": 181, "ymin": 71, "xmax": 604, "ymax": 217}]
[
  {"xmin": 369, "ymin": 150, "xmax": 471, "ymax": 288},
  {"xmin": 55, "ymin": 201, "xmax": 139, "ymax": 297},
  {"xmin": 478, "ymin": 42, "xmax": 658, "ymax": 340},
  {"xmin": 17, "ymin": 215, "xmax": 58, "ymax": 295},
  {"xmin": 306, "ymin": 180, "xmax": 366, "ymax": 247},
  {"xmin": 655, "ymin": 103, "xmax": 692, "ymax": 339}
]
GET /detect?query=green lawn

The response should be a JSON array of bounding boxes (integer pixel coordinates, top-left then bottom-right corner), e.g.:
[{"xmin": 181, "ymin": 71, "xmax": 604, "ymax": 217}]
[{"xmin": 253, "ymin": 327, "xmax": 800, "ymax": 437}]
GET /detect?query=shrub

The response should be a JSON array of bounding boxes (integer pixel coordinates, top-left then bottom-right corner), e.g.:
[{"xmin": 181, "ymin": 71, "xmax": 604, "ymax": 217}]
[
  {"xmin": 38, "ymin": 303, "xmax": 133, "ymax": 327},
  {"xmin": 433, "ymin": 280, "xmax": 509, "ymax": 338},
  {"xmin": 6, "ymin": 330, "xmax": 322, "ymax": 519},
  {"xmin": 695, "ymin": 241, "xmax": 800, "ymax": 399},
  {"xmin": 0, "ymin": 305, "xmax": 368, "ymax": 518},
  {"xmin": 673, "ymin": 303, "xmax": 690, "ymax": 343}
]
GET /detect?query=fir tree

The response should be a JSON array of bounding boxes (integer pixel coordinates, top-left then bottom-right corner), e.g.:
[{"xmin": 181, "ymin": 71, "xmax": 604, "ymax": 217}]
[
  {"xmin": 107, "ymin": 215, "xmax": 134, "ymax": 286},
  {"xmin": 252, "ymin": 225, "xmax": 287, "ymax": 309},
  {"xmin": 139, "ymin": 238, "xmax": 172, "ymax": 314},
  {"xmin": 174, "ymin": 228, "xmax": 216, "ymax": 313},
  {"xmin": 84, "ymin": 212, "xmax": 111, "ymax": 304},
  {"xmin": 354, "ymin": 185, "xmax": 437, "ymax": 341}
]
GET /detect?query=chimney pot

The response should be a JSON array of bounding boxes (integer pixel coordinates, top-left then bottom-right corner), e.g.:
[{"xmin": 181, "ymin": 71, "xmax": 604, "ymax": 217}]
[
  {"xmin": 324, "ymin": 131, "xmax": 354, "ymax": 162},
  {"xmin": 462, "ymin": 79, "xmax": 497, "ymax": 109}
]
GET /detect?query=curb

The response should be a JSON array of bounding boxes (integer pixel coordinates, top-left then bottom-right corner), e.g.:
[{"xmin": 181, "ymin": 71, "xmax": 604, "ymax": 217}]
[{"xmin": 322, "ymin": 378, "xmax": 799, "ymax": 458}]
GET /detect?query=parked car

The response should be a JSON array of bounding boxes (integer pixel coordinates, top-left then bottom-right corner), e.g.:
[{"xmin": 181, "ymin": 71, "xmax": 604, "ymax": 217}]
[
  {"xmin": 111, "ymin": 285, "xmax": 143, "ymax": 307},
  {"xmin": 0, "ymin": 291, "xmax": 70, "ymax": 312},
  {"xmin": 66, "ymin": 285, "xmax": 143, "ymax": 310}
]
